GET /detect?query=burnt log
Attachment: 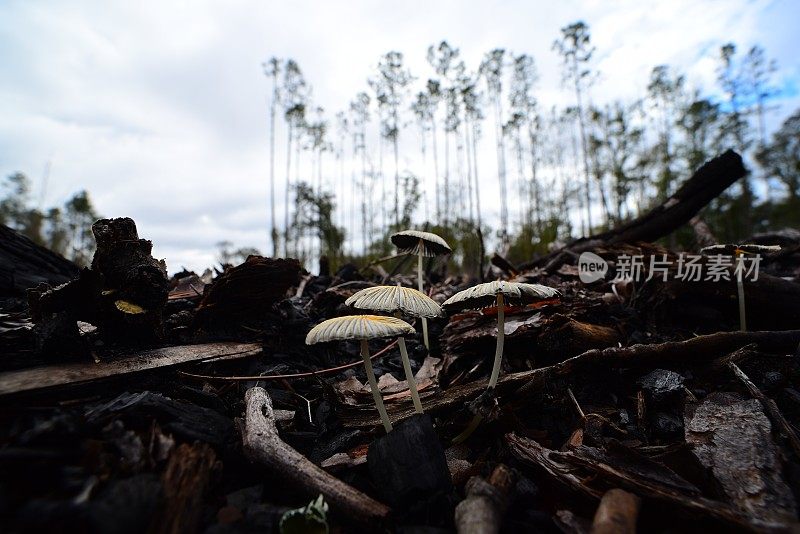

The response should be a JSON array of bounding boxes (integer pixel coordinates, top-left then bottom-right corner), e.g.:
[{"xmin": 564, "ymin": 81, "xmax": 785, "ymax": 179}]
[
  {"xmin": 91, "ymin": 217, "xmax": 169, "ymax": 311},
  {"xmin": 194, "ymin": 256, "xmax": 302, "ymax": 330},
  {"xmin": 531, "ymin": 150, "xmax": 746, "ymax": 273},
  {"xmin": 0, "ymin": 224, "xmax": 78, "ymax": 297},
  {"xmin": 26, "ymin": 217, "xmax": 169, "ymax": 346}
]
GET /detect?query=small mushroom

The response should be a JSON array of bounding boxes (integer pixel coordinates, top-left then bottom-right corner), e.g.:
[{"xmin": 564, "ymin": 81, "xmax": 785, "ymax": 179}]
[
  {"xmin": 701, "ymin": 243, "xmax": 781, "ymax": 331},
  {"xmin": 345, "ymin": 285, "xmax": 443, "ymax": 413},
  {"xmin": 390, "ymin": 230, "xmax": 452, "ymax": 350},
  {"xmin": 443, "ymin": 281, "xmax": 560, "ymax": 442},
  {"xmin": 306, "ymin": 315, "xmax": 414, "ymax": 432}
]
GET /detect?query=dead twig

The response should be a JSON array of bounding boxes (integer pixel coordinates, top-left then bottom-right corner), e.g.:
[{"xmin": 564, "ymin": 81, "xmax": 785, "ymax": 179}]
[
  {"xmin": 179, "ymin": 339, "xmax": 399, "ymax": 382},
  {"xmin": 242, "ymin": 387, "xmax": 391, "ymax": 527}
]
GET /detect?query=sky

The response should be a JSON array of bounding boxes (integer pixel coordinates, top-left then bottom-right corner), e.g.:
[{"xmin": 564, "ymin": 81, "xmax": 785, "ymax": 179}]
[{"xmin": 1, "ymin": 0, "xmax": 798, "ymax": 273}]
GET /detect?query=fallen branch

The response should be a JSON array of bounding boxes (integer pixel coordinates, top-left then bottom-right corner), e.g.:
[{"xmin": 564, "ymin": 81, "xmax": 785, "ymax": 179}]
[
  {"xmin": 454, "ymin": 464, "xmax": 516, "ymax": 534},
  {"xmin": 242, "ymin": 387, "xmax": 391, "ymax": 527},
  {"xmin": 530, "ymin": 150, "xmax": 746, "ymax": 273},
  {"xmin": 0, "ymin": 342, "xmax": 262, "ymax": 398},
  {"xmin": 0, "ymin": 223, "xmax": 78, "ymax": 297},
  {"xmin": 341, "ymin": 329, "xmax": 800, "ymax": 428}
]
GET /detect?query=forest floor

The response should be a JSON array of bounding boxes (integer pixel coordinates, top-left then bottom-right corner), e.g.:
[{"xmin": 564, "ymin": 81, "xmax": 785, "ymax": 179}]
[{"xmin": 1, "ymin": 151, "xmax": 800, "ymax": 533}]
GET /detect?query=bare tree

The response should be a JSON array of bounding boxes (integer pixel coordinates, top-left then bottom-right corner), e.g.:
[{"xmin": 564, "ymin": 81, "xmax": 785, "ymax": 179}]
[
  {"xmin": 263, "ymin": 57, "xmax": 280, "ymax": 257},
  {"xmin": 369, "ymin": 51, "xmax": 414, "ymax": 229},
  {"xmin": 553, "ymin": 21, "xmax": 595, "ymax": 234},
  {"xmin": 281, "ymin": 59, "xmax": 308, "ymax": 256},
  {"xmin": 480, "ymin": 48, "xmax": 509, "ymax": 246}
]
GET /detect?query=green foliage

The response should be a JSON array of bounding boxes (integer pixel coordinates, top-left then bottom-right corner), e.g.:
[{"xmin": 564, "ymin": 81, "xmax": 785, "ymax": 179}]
[
  {"xmin": 279, "ymin": 494, "xmax": 328, "ymax": 534},
  {"xmin": 292, "ymin": 181, "xmax": 346, "ymax": 269},
  {"xmin": 756, "ymin": 110, "xmax": 800, "ymax": 226},
  {"xmin": 271, "ymin": 32, "xmax": 790, "ymax": 275},
  {"xmin": 216, "ymin": 240, "xmax": 262, "ymax": 266},
  {"xmin": 0, "ymin": 172, "xmax": 99, "ymax": 266}
]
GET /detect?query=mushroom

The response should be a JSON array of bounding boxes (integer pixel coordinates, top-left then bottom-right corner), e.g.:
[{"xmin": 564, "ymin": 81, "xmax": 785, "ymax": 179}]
[
  {"xmin": 443, "ymin": 281, "xmax": 560, "ymax": 442},
  {"xmin": 701, "ymin": 244, "xmax": 780, "ymax": 331},
  {"xmin": 390, "ymin": 230, "xmax": 452, "ymax": 350},
  {"xmin": 306, "ymin": 315, "xmax": 414, "ymax": 432},
  {"xmin": 345, "ymin": 285, "xmax": 443, "ymax": 413}
]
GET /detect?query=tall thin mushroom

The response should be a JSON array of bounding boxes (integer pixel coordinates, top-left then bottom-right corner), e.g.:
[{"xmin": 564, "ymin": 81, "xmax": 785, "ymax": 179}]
[
  {"xmin": 390, "ymin": 230, "xmax": 452, "ymax": 350},
  {"xmin": 306, "ymin": 315, "xmax": 414, "ymax": 432},
  {"xmin": 345, "ymin": 285, "xmax": 443, "ymax": 413},
  {"xmin": 443, "ymin": 281, "xmax": 560, "ymax": 441},
  {"xmin": 701, "ymin": 243, "xmax": 781, "ymax": 331}
]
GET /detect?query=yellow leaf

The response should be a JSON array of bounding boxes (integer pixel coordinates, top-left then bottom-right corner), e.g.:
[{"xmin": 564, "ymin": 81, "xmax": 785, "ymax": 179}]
[{"xmin": 115, "ymin": 300, "xmax": 146, "ymax": 314}]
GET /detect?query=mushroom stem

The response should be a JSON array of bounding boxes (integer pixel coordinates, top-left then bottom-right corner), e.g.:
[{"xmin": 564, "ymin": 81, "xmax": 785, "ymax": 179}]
[
  {"xmin": 417, "ymin": 243, "xmax": 430, "ymax": 350},
  {"xmin": 736, "ymin": 250, "xmax": 747, "ymax": 332},
  {"xmin": 451, "ymin": 414, "xmax": 484, "ymax": 445},
  {"xmin": 360, "ymin": 339, "xmax": 393, "ymax": 432},
  {"xmin": 488, "ymin": 293, "xmax": 506, "ymax": 389},
  {"xmin": 398, "ymin": 337, "xmax": 424, "ymax": 413}
]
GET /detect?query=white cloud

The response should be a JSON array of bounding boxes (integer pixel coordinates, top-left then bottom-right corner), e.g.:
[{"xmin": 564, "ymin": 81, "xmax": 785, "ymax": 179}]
[{"xmin": 1, "ymin": 0, "xmax": 797, "ymax": 272}]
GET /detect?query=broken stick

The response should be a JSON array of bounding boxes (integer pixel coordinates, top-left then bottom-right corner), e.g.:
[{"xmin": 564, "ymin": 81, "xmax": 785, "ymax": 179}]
[
  {"xmin": 454, "ymin": 464, "xmax": 516, "ymax": 534},
  {"xmin": 242, "ymin": 387, "xmax": 391, "ymax": 527},
  {"xmin": 0, "ymin": 341, "xmax": 262, "ymax": 399}
]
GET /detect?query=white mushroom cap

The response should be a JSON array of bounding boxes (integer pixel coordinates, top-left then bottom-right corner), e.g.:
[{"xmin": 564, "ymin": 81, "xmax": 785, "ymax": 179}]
[
  {"xmin": 345, "ymin": 285, "xmax": 443, "ymax": 318},
  {"xmin": 442, "ymin": 281, "xmax": 560, "ymax": 312},
  {"xmin": 390, "ymin": 230, "xmax": 452, "ymax": 257},
  {"xmin": 305, "ymin": 315, "xmax": 415, "ymax": 345}
]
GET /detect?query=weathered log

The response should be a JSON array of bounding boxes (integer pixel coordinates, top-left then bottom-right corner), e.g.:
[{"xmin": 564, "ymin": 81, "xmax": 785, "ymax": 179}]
[
  {"xmin": 454, "ymin": 464, "xmax": 516, "ymax": 534},
  {"xmin": 531, "ymin": 150, "xmax": 746, "ymax": 272},
  {"xmin": 685, "ymin": 392, "xmax": 797, "ymax": 523},
  {"xmin": 242, "ymin": 387, "xmax": 391, "ymax": 527},
  {"xmin": 0, "ymin": 224, "xmax": 78, "ymax": 297},
  {"xmin": 0, "ymin": 342, "xmax": 262, "ymax": 398}
]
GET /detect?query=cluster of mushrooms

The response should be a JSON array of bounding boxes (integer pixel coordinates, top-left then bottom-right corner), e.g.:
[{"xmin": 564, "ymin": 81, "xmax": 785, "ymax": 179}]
[{"xmin": 306, "ymin": 230, "xmax": 561, "ymax": 440}]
